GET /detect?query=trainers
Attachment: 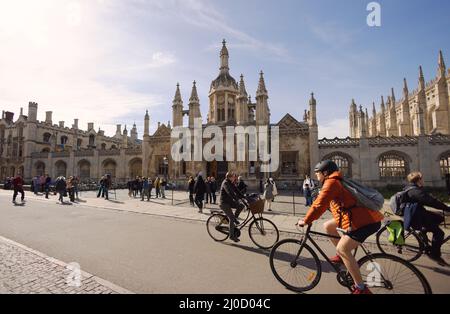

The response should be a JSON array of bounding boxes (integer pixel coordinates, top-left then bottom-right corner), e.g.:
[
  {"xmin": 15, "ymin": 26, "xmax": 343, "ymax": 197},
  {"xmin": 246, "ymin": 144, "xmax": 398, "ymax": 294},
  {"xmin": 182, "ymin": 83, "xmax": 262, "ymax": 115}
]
[
  {"xmin": 352, "ymin": 286, "xmax": 372, "ymax": 294},
  {"xmin": 230, "ymin": 237, "xmax": 240, "ymax": 243},
  {"xmin": 329, "ymin": 255, "xmax": 343, "ymax": 265}
]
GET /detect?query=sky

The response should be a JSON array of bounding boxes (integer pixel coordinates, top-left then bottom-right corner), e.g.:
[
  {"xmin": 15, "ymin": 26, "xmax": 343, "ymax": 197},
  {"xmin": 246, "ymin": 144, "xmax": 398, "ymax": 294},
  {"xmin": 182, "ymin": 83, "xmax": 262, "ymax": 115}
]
[{"xmin": 0, "ymin": 0, "xmax": 449, "ymax": 139}]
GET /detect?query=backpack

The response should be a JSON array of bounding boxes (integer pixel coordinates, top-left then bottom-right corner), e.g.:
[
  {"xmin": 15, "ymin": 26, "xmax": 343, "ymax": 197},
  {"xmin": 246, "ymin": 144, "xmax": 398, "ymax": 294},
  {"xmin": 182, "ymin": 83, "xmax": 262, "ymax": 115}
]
[
  {"xmin": 389, "ymin": 187, "xmax": 416, "ymax": 216},
  {"xmin": 340, "ymin": 178, "xmax": 385, "ymax": 212},
  {"xmin": 386, "ymin": 220, "xmax": 405, "ymax": 245}
]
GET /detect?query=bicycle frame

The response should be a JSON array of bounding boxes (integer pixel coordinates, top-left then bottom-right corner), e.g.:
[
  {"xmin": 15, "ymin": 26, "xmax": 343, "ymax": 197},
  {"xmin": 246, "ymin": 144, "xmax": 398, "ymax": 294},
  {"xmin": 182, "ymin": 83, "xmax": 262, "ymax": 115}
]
[{"xmin": 294, "ymin": 225, "xmax": 386, "ymax": 292}]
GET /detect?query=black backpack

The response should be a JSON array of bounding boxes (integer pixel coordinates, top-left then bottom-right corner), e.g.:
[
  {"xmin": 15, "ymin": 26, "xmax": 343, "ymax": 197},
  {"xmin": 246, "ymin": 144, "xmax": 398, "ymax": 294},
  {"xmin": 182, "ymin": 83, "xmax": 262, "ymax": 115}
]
[{"xmin": 389, "ymin": 186, "xmax": 416, "ymax": 216}]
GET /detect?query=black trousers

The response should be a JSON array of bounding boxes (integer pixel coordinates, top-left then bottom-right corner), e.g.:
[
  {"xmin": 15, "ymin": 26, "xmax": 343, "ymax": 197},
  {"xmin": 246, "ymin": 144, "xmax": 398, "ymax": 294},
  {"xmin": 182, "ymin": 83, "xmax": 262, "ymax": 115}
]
[
  {"xmin": 13, "ymin": 188, "xmax": 25, "ymax": 202},
  {"xmin": 414, "ymin": 211, "xmax": 445, "ymax": 257},
  {"xmin": 195, "ymin": 195, "xmax": 204, "ymax": 210}
]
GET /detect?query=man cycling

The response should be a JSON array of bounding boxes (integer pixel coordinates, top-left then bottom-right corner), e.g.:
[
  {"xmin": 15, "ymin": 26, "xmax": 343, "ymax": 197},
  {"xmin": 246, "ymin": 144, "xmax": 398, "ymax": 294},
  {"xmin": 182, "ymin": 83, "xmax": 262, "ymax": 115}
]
[
  {"xmin": 297, "ymin": 160, "xmax": 384, "ymax": 294},
  {"xmin": 219, "ymin": 172, "xmax": 246, "ymax": 242}
]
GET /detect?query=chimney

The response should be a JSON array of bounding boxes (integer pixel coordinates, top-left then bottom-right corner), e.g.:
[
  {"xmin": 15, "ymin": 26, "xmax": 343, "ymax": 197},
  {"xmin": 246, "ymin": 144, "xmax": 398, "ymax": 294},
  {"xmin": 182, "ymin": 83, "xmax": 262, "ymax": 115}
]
[
  {"xmin": 73, "ymin": 119, "xmax": 78, "ymax": 129},
  {"xmin": 59, "ymin": 121, "xmax": 65, "ymax": 128},
  {"xmin": 45, "ymin": 111, "xmax": 53, "ymax": 124},
  {"xmin": 20, "ymin": 107, "xmax": 23, "ymax": 116},
  {"xmin": 5, "ymin": 112, "xmax": 14, "ymax": 123},
  {"xmin": 88, "ymin": 122, "xmax": 94, "ymax": 130}
]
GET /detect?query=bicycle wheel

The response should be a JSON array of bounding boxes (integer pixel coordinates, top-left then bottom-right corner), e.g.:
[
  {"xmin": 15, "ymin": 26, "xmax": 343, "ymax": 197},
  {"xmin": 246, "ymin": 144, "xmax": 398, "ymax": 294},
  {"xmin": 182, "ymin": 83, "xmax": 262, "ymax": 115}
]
[
  {"xmin": 249, "ymin": 218, "xmax": 280, "ymax": 249},
  {"xmin": 206, "ymin": 213, "xmax": 230, "ymax": 242},
  {"xmin": 376, "ymin": 225, "xmax": 423, "ymax": 262},
  {"xmin": 358, "ymin": 253, "xmax": 432, "ymax": 294},
  {"xmin": 269, "ymin": 239, "xmax": 321, "ymax": 292},
  {"xmin": 442, "ymin": 237, "xmax": 450, "ymax": 266}
]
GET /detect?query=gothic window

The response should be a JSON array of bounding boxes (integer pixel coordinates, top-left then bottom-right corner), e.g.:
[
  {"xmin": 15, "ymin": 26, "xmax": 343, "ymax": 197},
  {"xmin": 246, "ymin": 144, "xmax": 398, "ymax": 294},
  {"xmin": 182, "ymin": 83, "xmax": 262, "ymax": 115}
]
[
  {"xmin": 61, "ymin": 136, "xmax": 68, "ymax": 145},
  {"xmin": 77, "ymin": 138, "xmax": 82, "ymax": 149},
  {"xmin": 439, "ymin": 153, "xmax": 450, "ymax": 178},
  {"xmin": 43, "ymin": 133, "xmax": 51, "ymax": 143},
  {"xmin": 379, "ymin": 153, "xmax": 408, "ymax": 179},
  {"xmin": 325, "ymin": 154, "xmax": 351, "ymax": 177},
  {"xmin": 281, "ymin": 152, "xmax": 298, "ymax": 176},
  {"xmin": 102, "ymin": 159, "xmax": 116, "ymax": 178},
  {"xmin": 78, "ymin": 160, "xmax": 91, "ymax": 181},
  {"xmin": 228, "ymin": 103, "xmax": 235, "ymax": 121},
  {"xmin": 55, "ymin": 160, "xmax": 67, "ymax": 178},
  {"xmin": 89, "ymin": 135, "xmax": 95, "ymax": 147},
  {"xmin": 101, "ymin": 143, "xmax": 106, "ymax": 150},
  {"xmin": 158, "ymin": 156, "xmax": 169, "ymax": 176}
]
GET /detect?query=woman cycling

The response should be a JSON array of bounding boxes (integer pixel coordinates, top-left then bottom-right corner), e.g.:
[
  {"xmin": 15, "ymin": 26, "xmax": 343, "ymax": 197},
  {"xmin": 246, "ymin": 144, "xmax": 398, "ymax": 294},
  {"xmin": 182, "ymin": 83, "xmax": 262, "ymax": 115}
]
[{"xmin": 297, "ymin": 160, "xmax": 384, "ymax": 294}]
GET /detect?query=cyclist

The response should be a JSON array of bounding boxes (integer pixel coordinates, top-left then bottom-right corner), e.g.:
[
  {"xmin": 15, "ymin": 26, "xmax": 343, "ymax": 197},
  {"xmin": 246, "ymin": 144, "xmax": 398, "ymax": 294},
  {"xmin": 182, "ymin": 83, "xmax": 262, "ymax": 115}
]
[
  {"xmin": 297, "ymin": 160, "xmax": 384, "ymax": 294},
  {"xmin": 402, "ymin": 171, "xmax": 449, "ymax": 266},
  {"xmin": 219, "ymin": 172, "xmax": 246, "ymax": 242}
]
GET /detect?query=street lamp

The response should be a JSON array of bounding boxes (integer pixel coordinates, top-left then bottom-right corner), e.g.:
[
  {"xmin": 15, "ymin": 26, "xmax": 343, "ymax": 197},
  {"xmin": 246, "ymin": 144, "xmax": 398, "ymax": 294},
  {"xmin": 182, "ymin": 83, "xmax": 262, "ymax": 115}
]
[{"xmin": 163, "ymin": 156, "xmax": 168, "ymax": 180}]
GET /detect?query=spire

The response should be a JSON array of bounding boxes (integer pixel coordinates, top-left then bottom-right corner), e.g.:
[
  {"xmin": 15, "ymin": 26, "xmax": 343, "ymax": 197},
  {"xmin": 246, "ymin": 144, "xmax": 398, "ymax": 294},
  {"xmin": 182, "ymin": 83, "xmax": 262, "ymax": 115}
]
[
  {"xmin": 220, "ymin": 39, "xmax": 229, "ymax": 73},
  {"xmin": 372, "ymin": 102, "xmax": 376, "ymax": 117},
  {"xmin": 350, "ymin": 99, "xmax": 357, "ymax": 111},
  {"xmin": 438, "ymin": 50, "xmax": 446, "ymax": 77},
  {"xmin": 390, "ymin": 88, "xmax": 396, "ymax": 106},
  {"xmin": 145, "ymin": 110, "xmax": 149, "ymax": 119},
  {"xmin": 123, "ymin": 125, "xmax": 128, "ymax": 135},
  {"xmin": 381, "ymin": 96, "xmax": 385, "ymax": 112},
  {"xmin": 239, "ymin": 74, "xmax": 248, "ymax": 97},
  {"xmin": 309, "ymin": 92, "xmax": 316, "ymax": 106},
  {"xmin": 256, "ymin": 71, "xmax": 268, "ymax": 97},
  {"xmin": 403, "ymin": 78, "xmax": 409, "ymax": 98},
  {"xmin": 418, "ymin": 66, "xmax": 425, "ymax": 90},
  {"xmin": 309, "ymin": 92, "xmax": 317, "ymax": 127},
  {"xmin": 189, "ymin": 81, "xmax": 199, "ymax": 103},
  {"xmin": 144, "ymin": 110, "xmax": 149, "ymax": 136},
  {"xmin": 173, "ymin": 83, "xmax": 182, "ymax": 104},
  {"xmin": 303, "ymin": 109, "xmax": 308, "ymax": 122}
]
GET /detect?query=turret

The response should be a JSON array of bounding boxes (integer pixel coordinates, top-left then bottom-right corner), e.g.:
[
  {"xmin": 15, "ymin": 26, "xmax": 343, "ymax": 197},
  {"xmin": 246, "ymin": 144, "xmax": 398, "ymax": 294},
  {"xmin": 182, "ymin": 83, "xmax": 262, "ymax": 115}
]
[
  {"xmin": 188, "ymin": 81, "xmax": 201, "ymax": 128},
  {"xmin": 172, "ymin": 83, "xmax": 184, "ymax": 127},
  {"xmin": 255, "ymin": 71, "xmax": 270, "ymax": 125}
]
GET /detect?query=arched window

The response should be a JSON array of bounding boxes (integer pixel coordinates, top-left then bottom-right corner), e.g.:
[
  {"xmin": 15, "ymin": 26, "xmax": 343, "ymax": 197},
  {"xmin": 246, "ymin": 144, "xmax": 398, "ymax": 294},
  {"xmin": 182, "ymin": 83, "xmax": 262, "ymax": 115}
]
[
  {"xmin": 102, "ymin": 159, "xmax": 117, "ymax": 178},
  {"xmin": 34, "ymin": 161, "xmax": 46, "ymax": 177},
  {"xmin": 323, "ymin": 153, "xmax": 352, "ymax": 177},
  {"xmin": 61, "ymin": 136, "xmax": 68, "ymax": 145},
  {"xmin": 439, "ymin": 152, "xmax": 450, "ymax": 178},
  {"xmin": 89, "ymin": 135, "xmax": 95, "ymax": 147},
  {"xmin": 101, "ymin": 143, "xmax": 107, "ymax": 150},
  {"xmin": 379, "ymin": 153, "xmax": 408, "ymax": 179},
  {"xmin": 55, "ymin": 160, "xmax": 67, "ymax": 178},
  {"xmin": 43, "ymin": 133, "xmax": 51, "ymax": 143},
  {"xmin": 77, "ymin": 138, "xmax": 82, "ymax": 149},
  {"xmin": 78, "ymin": 160, "xmax": 91, "ymax": 181}
]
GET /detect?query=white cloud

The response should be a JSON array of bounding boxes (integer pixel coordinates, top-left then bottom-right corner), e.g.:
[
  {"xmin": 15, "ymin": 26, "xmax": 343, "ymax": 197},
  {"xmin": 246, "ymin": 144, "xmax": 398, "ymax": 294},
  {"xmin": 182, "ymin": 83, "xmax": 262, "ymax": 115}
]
[
  {"xmin": 319, "ymin": 118, "xmax": 349, "ymax": 139},
  {"xmin": 0, "ymin": 0, "xmax": 170, "ymax": 137}
]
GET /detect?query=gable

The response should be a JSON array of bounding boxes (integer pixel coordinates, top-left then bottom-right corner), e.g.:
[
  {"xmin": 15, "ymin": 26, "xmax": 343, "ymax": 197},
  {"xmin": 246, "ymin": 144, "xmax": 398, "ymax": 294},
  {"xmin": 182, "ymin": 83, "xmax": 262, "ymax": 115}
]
[{"xmin": 277, "ymin": 114, "xmax": 307, "ymax": 130}]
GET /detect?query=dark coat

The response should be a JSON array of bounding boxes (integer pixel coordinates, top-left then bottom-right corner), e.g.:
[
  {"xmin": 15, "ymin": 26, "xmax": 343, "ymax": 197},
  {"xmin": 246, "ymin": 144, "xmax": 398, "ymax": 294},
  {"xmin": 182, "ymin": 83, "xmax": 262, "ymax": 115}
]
[
  {"xmin": 403, "ymin": 183, "xmax": 449, "ymax": 230},
  {"xmin": 219, "ymin": 179, "xmax": 244, "ymax": 209},
  {"xmin": 194, "ymin": 176, "xmax": 207, "ymax": 195}
]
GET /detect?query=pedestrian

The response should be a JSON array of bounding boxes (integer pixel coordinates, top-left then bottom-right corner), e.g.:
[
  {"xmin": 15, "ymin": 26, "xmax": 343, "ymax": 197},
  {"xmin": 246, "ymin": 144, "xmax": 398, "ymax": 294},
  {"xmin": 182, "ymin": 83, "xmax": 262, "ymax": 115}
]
[
  {"xmin": 161, "ymin": 178, "xmax": 167, "ymax": 199},
  {"xmin": 210, "ymin": 176, "xmax": 217, "ymax": 204},
  {"xmin": 155, "ymin": 177, "xmax": 161, "ymax": 198},
  {"xmin": 142, "ymin": 177, "xmax": 149, "ymax": 201},
  {"xmin": 67, "ymin": 176, "xmax": 75, "ymax": 202},
  {"xmin": 97, "ymin": 176, "xmax": 105, "ymax": 198},
  {"xmin": 303, "ymin": 174, "xmax": 315, "ymax": 191},
  {"xmin": 30, "ymin": 176, "xmax": 35, "ymax": 194},
  {"xmin": 194, "ymin": 172, "xmax": 206, "ymax": 213},
  {"xmin": 263, "ymin": 178, "xmax": 275, "ymax": 212},
  {"xmin": 237, "ymin": 176, "xmax": 248, "ymax": 195},
  {"xmin": 44, "ymin": 174, "xmax": 51, "ymax": 199},
  {"xmin": 205, "ymin": 177, "xmax": 211, "ymax": 204},
  {"xmin": 132, "ymin": 176, "xmax": 139, "ymax": 197},
  {"xmin": 104, "ymin": 174, "xmax": 111, "ymax": 200},
  {"xmin": 33, "ymin": 176, "xmax": 40, "ymax": 195},
  {"xmin": 188, "ymin": 176, "xmax": 195, "ymax": 206},
  {"xmin": 148, "ymin": 178, "xmax": 154, "ymax": 200},
  {"xmin": 12, "ymin": 174, "xmax": 25, "ymax": 204},
  {"xmin": 55, "ymin": 176, "xmax": 67, "ymax": 204},
  {"xmin": 72, "ymin": 176, "xmax": 79, "ymax": 200},
  {"xmin": 40, "ymin": 175, "xmax": 45, "ymax": 193},
  {"xmin": 303, "ymin": 183, "xmax": 313, "ymax": 206}
]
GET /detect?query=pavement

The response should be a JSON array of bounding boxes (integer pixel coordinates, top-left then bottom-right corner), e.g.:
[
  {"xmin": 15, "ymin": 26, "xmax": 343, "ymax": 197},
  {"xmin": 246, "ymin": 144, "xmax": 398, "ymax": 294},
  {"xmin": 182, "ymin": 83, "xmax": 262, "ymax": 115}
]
[{"xmin": 0, "ymin": 188, "xmax": 449, "ymax": 294}]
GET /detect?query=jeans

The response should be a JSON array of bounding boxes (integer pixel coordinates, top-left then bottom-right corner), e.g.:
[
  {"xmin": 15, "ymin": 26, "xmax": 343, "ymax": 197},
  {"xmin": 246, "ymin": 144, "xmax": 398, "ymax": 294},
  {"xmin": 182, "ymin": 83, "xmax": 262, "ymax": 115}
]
[
  {"xmin": 305, "ymin": 196, "xmax": 313, "ymax": 206},
  {"xmin": 195, "ymin": 195, "xmax": 204, "ymax": 211},
  {"xmin": 414, "ymin": 211, "xmax": 445, "ymax": 257},
  {"xmin": 58, "ymin": 192, "xmax": 64, "ymax": 203},
  {"xmin": 45, "ymin": 185, "xmax": 50, "ymax": 199}
]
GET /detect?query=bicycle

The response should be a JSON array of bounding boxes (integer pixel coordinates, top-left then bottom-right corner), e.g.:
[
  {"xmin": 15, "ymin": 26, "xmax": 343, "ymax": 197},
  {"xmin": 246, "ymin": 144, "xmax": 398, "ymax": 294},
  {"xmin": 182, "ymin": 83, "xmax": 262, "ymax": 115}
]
[
  {"xmin": 206, "ymin": 197, "xmax": 280, "ymax": 249},
  {"xmin": 376, "ymin": 211, "xmax": 450, "ymax": 264},
  {"xmin": 269, "ymin": 224, "xmax": 432, "ymax": 294}
]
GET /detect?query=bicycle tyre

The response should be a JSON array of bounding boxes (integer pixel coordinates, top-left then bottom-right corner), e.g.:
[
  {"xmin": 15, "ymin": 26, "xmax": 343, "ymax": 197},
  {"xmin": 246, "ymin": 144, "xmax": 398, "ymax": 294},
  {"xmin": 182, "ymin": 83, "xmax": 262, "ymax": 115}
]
[
  {"xmin": 248, "ymin": 218, "xmax": 279, "ymax": 249},
  {"xmin": 206, "ymin": 213, "xmax": 229, "ymax": 242},
  {"xmin": 357, "ymin": 253, "xmax": 432, "ymax": 294},
  {"xmin": 269, "ymin": 239, "xmax": 322, "ymax": 292},
  {"xmin": 376, "ymin": 225, "xmax": 423, "ymax": 262}
]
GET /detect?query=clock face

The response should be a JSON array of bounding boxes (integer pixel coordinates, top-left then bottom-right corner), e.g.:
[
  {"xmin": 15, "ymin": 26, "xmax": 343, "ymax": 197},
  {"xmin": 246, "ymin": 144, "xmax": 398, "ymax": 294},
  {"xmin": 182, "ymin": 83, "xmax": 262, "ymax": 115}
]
[
  {"xmin": 228, "ymin": 97, "xmax": 234, "ymax": 104},
  {"xmin": 218, "ymin": 96, "xmax": 225, "ymax": 104}
]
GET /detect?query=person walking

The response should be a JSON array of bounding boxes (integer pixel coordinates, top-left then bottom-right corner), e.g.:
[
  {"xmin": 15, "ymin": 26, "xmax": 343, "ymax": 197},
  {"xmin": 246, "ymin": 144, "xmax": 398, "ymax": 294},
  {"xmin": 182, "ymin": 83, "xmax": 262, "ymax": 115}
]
[
  {"xmin": 161, "ymin": 178, "xmax": 167, "ymax": 199},
  {"xmin": 154, "ymin": 177, "xmax": 161, "ymax": 198},
  {"xmin": 263, "ymin": 178, "xmax": 275, "ymax": 212},
  {"xmin": 55, "ymin": 176, "xmax": 67, "ymax": 204},
  {"xmin": 72, "ymin": 176, "xmax": 79, "ymax": 200},
  {"xmin": 237, "ymin": 176, "xmax": 248, "ymax": 195},
  {"xmin": 188, "ymin": 176, "xmax": 195, "ymax": 206},
  {"xmin": 194, "ymin": 173, "xmax": 207, "ymax": 213},
  {"xmin": 210, "ymin": 176, "xmax": 217, "ymax": 204},
  {"xmin": 44, "ymin": 174, "xmax": 52, "ymax": 199},
  {"xmin": 104, "ymin": 174, "xmax": 111, "ymax": 200},
  {"xmin": 39, "ymin": 175, "xmax": 45, "ymax": 193},
  {"xmin": 205, "ymin": 177, "xmax": 212, "ymax": 204},
  {"xmin": 33, "ymin": 176, "xmax": 40, "ymax": 195},
  {"xmin": 66, "ymin": 176, "xmax": 75, "ymax": 202},
  {"xmin": 12, "ymin": 174, "xmax": 25, "ymax": 204},
  {"xmin": 303, "ymin": 183, "xmax": 313, "ymax": 206},
  {"xmin": 97, "ymin": 175, "xmax": 105, "ymax": 198},
  {"xmin": 142, "ymin": 177, "xmax": 150, "ymax": 201}
]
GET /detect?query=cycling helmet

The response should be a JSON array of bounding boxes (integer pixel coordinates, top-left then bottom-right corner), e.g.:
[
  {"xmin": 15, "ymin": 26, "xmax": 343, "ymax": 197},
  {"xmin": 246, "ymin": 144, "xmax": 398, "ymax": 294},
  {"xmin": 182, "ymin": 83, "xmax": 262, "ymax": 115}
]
[{"xmin": 314, "ymin": 160, "xmax": 339, "ymax": 174}]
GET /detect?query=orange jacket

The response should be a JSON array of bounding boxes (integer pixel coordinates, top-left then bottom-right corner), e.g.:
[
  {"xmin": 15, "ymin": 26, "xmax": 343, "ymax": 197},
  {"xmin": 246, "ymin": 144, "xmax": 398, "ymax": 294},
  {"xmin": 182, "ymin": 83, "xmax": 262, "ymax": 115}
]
[{"xmin": 303, "ymin": 172, "xmax": 384, "ymax": 231}]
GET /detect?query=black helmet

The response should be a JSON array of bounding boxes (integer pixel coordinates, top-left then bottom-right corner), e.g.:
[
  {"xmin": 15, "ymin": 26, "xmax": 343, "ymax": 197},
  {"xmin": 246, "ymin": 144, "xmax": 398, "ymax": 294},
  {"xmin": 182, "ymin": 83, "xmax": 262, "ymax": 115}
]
[{"xmin": 314, "ymin": 160, "xmax": 339, "ymax": 175}]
